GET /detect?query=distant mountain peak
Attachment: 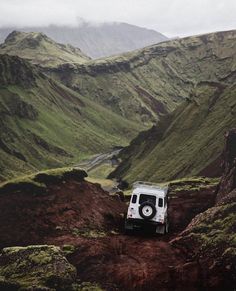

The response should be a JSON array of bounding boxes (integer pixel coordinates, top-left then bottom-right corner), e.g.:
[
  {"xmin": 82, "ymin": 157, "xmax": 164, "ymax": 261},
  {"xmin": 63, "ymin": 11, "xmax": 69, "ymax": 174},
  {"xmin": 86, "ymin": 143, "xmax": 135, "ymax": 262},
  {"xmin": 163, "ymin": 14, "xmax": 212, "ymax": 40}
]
[
  {"xmin": 5, "ymin": 31, "xmax": 52, "ymax": 49},
  {"xmin": 0, "ymin": 23, "xmax": 168, "ymax": 58},
  {"xmin": 0, "ymin": 30, "xmax": 90, "ymax": 67}
]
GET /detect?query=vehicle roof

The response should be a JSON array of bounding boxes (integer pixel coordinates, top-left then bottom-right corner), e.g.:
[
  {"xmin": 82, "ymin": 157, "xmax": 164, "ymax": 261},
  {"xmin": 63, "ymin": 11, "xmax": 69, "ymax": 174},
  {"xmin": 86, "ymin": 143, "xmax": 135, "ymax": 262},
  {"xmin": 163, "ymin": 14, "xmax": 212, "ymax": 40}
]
[
  {"xmin": 132, "ymin": 187, "xmax": 167, "ymax": 196},
  {"xmin": 132, "ymin": 181, "xmax": 168, "ymax": 196}
]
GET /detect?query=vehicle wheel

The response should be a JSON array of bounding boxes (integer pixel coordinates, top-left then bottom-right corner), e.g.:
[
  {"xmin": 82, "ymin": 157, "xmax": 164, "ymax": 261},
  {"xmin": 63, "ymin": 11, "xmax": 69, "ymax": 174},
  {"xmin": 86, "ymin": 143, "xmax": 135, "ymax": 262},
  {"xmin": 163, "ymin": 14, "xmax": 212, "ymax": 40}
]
[{"xmin": 139, "ymin": 202, "xmax": 156, "ymax": 220}]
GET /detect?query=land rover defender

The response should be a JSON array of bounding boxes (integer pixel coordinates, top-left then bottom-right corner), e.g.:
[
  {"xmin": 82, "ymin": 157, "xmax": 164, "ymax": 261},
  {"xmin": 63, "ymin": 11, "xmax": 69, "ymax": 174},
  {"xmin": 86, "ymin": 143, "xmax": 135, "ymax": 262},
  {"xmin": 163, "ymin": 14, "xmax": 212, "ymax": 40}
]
[{"xmin": 125, "ymin": 181, "xmax": 169, "ymax": 234}]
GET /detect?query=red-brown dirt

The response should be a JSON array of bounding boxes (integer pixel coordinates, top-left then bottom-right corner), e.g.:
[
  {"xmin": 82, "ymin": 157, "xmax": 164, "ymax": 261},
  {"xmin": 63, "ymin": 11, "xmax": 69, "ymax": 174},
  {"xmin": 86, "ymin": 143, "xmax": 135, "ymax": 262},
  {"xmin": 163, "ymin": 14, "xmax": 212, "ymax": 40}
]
[
  {"xmin": 0, "ymin": 172, "xmax": 218, "ymax": 290},
  {"xmin": 0, "ymin": 178, "xmax": 125, "ymax": 248},
  {"xmin": 0, "ymin": 127, "xmax": 235, "ymax": 290}
]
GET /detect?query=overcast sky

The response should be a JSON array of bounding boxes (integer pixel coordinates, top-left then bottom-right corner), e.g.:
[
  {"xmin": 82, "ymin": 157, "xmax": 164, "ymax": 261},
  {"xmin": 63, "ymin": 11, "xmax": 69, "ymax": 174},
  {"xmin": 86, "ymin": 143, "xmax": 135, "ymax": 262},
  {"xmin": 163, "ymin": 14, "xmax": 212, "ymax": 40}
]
[{"xmin": 0, "ymin": 0, "xmax": 236, "ymax": 37}]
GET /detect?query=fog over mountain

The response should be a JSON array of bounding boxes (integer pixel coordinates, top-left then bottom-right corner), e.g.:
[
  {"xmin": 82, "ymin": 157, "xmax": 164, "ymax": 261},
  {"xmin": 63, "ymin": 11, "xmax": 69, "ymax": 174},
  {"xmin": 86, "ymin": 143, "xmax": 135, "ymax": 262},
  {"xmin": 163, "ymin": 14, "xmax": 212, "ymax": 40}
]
[{"xmin": 0, "ymin": 22, "xmax": 168, "ymax": 58}]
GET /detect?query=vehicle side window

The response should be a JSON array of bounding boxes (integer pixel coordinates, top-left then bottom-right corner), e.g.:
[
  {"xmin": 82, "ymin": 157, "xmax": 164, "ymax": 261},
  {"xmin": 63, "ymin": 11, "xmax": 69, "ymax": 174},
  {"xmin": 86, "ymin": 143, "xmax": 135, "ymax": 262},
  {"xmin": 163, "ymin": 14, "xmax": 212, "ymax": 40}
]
[
  {"xmin": 131, "ymin": 194, "xmax": 137, "ymax": 203},
  {"xmin": 158, "ymin": 198, "xmax": 163, "ymax": 207}
]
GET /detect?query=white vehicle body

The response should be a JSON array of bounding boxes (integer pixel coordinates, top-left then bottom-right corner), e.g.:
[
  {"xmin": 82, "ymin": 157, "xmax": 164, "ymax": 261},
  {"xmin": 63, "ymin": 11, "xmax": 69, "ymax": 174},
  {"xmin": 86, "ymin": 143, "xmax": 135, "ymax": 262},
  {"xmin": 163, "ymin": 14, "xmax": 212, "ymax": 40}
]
[{"xmin": 125, "ymin": 181, "xmax": 169, "ymax": 234}]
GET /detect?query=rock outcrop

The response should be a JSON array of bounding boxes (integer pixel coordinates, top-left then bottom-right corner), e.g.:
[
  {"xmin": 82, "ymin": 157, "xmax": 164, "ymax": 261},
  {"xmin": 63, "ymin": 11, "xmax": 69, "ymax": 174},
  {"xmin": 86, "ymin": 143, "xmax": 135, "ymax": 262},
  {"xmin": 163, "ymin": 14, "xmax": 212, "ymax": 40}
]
[
  {"xmin": 216, "ymin": 128, "xmax": 236, "ymax": 202},
  {"xmin": 0, "ymin": 245, "xmax": 77, "ymax": 290},
  {"xmin": 0, "ymin": 54, "xmax": 36, "ymax": 87},
  {"xmin": 172, "ymin": 129, "xmax": 236, "ymax": 290},
  {"xmin": 0, "ymin": 168, "xmax": 125, "ymax": 248}
]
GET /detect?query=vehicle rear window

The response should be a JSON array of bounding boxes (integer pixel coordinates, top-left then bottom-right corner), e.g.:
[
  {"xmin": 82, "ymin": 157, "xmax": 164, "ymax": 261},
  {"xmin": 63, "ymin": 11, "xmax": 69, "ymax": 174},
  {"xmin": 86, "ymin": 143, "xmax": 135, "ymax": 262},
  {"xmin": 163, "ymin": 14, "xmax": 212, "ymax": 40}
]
[
  {"xmin": 131, "ymin": 194, "xmax": 137, "ymax": 203},
  {"xmin": 158, "ymin": 198, "xmax": 163, "ymax": 207},
  {"xmin": 139, "ymin": 194, "xmax": 156, "ymax": 205}
]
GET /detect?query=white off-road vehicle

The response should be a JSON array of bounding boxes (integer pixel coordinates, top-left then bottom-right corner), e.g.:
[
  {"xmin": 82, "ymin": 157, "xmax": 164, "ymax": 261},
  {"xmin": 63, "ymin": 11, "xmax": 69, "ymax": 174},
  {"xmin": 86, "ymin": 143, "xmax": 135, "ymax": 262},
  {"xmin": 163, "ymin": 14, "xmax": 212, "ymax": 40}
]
[{"xmin": 125, "ymin": 181, "xmax": 169, "ymax": 234}]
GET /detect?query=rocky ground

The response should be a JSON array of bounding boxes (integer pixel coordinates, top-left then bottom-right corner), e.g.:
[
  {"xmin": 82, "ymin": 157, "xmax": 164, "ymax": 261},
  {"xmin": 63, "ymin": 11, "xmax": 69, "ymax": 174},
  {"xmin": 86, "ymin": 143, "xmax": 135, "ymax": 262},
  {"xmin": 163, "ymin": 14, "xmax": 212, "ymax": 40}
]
[{"xmin": 0, "ymin": 130, "xmax": 235, "ymax": 290}]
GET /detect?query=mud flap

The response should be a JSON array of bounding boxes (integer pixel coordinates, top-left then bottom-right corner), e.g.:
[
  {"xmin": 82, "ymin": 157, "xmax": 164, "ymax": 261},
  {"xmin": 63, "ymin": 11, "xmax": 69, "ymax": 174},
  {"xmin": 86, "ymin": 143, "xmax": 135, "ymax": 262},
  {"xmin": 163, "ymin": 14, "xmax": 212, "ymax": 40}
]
[{"xmin": 156, "ymin": 225, "xmax": 165, "ymax": 234}]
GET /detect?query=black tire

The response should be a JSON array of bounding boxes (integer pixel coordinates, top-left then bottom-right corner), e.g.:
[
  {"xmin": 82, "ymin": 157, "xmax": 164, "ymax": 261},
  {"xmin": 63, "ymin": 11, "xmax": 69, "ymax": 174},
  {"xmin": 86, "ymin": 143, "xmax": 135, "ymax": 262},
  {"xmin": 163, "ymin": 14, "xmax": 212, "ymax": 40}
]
[{"xmin": 139, "ymin": 202, "xmax": 156, "ymax": 220}]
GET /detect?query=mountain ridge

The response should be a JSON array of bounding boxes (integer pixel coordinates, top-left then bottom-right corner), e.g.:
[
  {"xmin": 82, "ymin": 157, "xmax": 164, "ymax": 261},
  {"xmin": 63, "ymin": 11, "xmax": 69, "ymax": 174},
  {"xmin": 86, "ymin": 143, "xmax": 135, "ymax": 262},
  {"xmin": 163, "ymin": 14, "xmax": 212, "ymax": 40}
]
[
  {"xmin": 0, "ymin": 30, "xmax": 90, "ymax": 67},
  {"xmin": 0, "ymin": 22, "xmax": 168, "ymax": 59},
  {"xmin": 47, "ymin": 29, "xmax": 236, "ymax": 123}
]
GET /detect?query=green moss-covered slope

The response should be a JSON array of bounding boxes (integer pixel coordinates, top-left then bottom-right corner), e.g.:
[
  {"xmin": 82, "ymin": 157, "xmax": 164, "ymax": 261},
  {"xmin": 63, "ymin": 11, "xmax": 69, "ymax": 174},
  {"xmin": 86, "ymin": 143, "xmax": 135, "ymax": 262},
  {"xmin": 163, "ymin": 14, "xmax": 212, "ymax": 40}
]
[
  {"xmin": 110, "ymin": 80, "xmax": 236, "ymax": 183},
  {"xmin": 0, "ymin": 54, "xmax": 141, "ymax": 181},
  {"xmin": 3, "ymin": 30, "xmax": 236, "ymax": 124},
  {"xmin": 0, "ymin": 245, "xmax": 77, "ymax": 290},
  {"xmin": 49, "ymin": 30, "xmax": 236, "ymax": 123},
  {"xmin": 1, "ymin": 30, "xmax": 236, "ymax": 181}
]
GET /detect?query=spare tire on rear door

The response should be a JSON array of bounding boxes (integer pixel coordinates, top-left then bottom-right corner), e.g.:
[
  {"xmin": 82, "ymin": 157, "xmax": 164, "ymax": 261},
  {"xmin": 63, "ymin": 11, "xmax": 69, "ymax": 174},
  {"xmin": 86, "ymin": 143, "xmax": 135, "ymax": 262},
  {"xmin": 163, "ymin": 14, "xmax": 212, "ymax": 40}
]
[{"xmin": 139, "ymin": 202, "xmax": 156, "ymax": 220}]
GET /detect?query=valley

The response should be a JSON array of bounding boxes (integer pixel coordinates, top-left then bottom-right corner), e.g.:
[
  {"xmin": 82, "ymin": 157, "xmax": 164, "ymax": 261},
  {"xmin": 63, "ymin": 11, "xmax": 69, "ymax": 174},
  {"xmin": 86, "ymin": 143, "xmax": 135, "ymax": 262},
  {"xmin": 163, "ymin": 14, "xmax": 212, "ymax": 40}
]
[
  {"xmin": 1, "ymin": 30, "xmax": 236, "ymax": 182},
  {"xmin": 0, "ymin": 54, "xmax": 141, "ymax": 181},
  {"xmin": 0, "ymin": 26, "xmax": 235, "ymax": 291}
]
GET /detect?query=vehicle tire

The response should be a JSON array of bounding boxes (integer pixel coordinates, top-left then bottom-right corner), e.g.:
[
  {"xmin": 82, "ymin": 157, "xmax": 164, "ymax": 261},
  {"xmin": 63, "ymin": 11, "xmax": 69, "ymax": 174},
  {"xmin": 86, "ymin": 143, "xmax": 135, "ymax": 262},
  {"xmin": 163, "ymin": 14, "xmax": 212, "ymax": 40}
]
[{"xmin": 139, "ymin": 202, "xmax": 156, "ymax": 220}]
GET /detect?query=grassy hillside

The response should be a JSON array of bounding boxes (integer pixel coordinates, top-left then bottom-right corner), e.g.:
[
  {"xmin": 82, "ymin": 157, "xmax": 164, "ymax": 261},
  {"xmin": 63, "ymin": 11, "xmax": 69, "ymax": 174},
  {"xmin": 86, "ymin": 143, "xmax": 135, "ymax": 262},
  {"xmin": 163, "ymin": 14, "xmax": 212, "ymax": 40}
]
[
  {"xmin": 0, "ymin": 54, "xmax": 141, "ymax": 181},
  {"xmin": 110, "ymin": 80, "xmax": 236, "ymax": 183},
  {"xmin": 47, "ymin": 30, "xmax": 236, "ymax": 124},
  {"xmin": 1, "ymin": 30, "xmax": 236, "ymax": 181},
  {"xmin": 2, "ymin": 30, "xmax": 236, "ymax": 125},
  {"xmin": 0, "ymin": 31, "xmax": 90, "ymax": 68}
]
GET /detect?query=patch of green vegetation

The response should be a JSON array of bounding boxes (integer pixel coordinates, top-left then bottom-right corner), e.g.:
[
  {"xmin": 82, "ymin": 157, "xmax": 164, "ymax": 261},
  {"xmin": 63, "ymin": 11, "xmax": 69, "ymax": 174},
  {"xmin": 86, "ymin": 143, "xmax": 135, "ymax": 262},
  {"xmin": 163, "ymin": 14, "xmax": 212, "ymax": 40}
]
[
  {"xmin": 0, "ymin": 167, "xmax": 87, "ymax": 194},
  {"xmin": 169, "ymin": 177, "xmax": 219, "ymax": 193},
  {"xmin": 188, "ymin": 203, "xmax": 236, "ymax": 252},
  {"xmin": 89, "ymin": 163, "xmax": 115, "ymax": 180},
  {"xmin": 72, "ymin": 281, "xmax": 104, "ymax": 291},
  {"xmin": 62, "ymin": 245, "xmax": 77, "ymax": 255},
  {"xmin": 0, "ymin": 245, "xmax": 76, "ymax": 290},
  {"xmin": 28, "ymin": 250, "xmax": 52, "ymax": 265},
  {"xmin": 72, "ymin": 228, "xmax": 107, "ymax": 239}
]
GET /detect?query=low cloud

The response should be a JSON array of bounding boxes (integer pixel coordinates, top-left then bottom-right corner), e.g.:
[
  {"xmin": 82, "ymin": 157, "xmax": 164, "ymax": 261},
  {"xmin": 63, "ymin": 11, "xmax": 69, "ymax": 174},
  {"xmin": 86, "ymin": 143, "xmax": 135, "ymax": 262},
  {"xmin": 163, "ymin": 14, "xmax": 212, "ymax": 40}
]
[{"xmin": 0, "ymin": 0, "xmax": 236, "ymax": 37}]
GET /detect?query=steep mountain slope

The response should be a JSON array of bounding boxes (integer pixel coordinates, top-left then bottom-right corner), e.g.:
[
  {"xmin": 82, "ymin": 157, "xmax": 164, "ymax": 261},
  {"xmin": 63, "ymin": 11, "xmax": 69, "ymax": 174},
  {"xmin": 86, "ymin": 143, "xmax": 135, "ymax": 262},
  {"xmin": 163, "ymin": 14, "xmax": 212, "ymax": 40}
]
[
  {"xmin": 48, "ymin": 30, "xmax": 236, "ymax": 123},
  {"xmin": 0, "ymin": 54, "xmax": 141, "ymax": 181},
  {"xmin": 0, "ymin": 23, "xmax": 168, "ymax": 58},
  {"xmin": 2, "ymin": 30, "xmax": 236, "ymax": 125},
  {"xmin": 0, "ymin": 31, "xmax": 90, "ymax": 67},
  {"xmin": 110, "ymin": 79, "xmax": 236, "ymax": 183},
  {"xmin": 172, "ymin": 130, "xmax": 236, "ymax": 290},
  {"xmin": 1, "ymin": 30, "xmax": 236, "ymax": 181}
]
